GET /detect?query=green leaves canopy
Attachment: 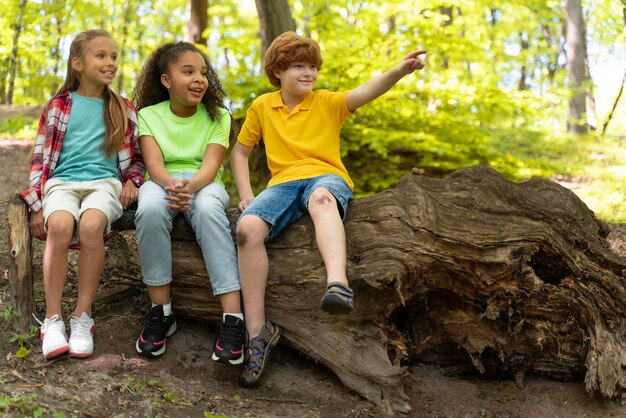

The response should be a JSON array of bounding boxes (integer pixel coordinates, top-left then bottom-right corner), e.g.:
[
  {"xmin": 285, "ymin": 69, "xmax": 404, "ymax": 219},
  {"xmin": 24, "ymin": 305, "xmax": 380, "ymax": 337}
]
[{"xmin": 2, "ymin": 0, "xmax": 624, "ymax": 201}]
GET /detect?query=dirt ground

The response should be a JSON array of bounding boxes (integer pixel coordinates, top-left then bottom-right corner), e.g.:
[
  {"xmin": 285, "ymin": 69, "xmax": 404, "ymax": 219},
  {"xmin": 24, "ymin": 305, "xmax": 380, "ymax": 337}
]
[{"xmin": 1, "ymin": 139, "xmax": 625, "ymax": 417}]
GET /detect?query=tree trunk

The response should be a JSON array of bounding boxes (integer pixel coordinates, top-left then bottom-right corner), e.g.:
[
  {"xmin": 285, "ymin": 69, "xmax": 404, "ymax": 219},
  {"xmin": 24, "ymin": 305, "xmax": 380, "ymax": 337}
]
[
  {"xmin": 7, "ymin": 0, "xmax": 27, "ymax": 105},
  {"xmin": 601, "ymin": 3, "xmax": 626, "ymax": 135},
  {"xmin": 255, "ymin": 0, "xmax": 295, "ymax": 68},
  {"xmin": 0, "ymin": 58, "xmax": 8, "ymax": 103},
  {"xmin": 112, "ymin": 165, "xmax": 626, "ymax": 413},
  {"xmin": 246, "ymin": 0, "xmax": 295, "ymax": 185},
  {"xmin": 601, "ymin": 67, "xmax": 625, "ymax": 136},
  {"xmin": 439, "ymin": 6, "xmax": 453, "ymax": 70},
  {"xmin": 7, "ymin": 194, "xmax": 33, "ymax": 331},
  {"xmin": 50, "ymin": 16, "xmax": 64, "ymax": 95},
  {"xmin": 519, "ymin": 33, "xmax": 529, "ymax": 91},
  {"xmin": 116, "ymin": 1, "xmax": 133, "ymax": 93},
  {"xmin": 563, "ymin": 0, "xmax": 588, "ymax": 134},
  {"xmin": 185, "ymin": 0, "xmax": 208, "ymax": 45}
]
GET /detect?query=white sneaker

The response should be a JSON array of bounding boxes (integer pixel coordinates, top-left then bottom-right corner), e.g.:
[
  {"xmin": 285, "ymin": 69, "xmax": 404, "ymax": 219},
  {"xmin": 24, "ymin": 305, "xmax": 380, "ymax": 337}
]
[
  {"xmin": 37, "ymin": 314, "xmax": 69, "ymax": 360},
  {"xmin": 69, "ymin": 312, "xmax": 95, "ymax": 358}
]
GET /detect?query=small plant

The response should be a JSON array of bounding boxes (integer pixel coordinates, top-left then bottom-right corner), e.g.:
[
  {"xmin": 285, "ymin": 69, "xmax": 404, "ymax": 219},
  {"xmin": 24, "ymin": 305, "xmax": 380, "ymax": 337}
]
[
  {"xmin": 9, "ymin": 325, "xmax": 39, "ymax": 349},
  {"xmin": 162, "ymin": 391, "xmax": 178, "ymax": 404},
  {"xmin": 204, "ymin": 413, "xmax": 229, "ymax": 418},
  {"xmin": 0, "ymin": 393, "xmax": 51, "ymax": 417},
  {"xmin": 1, "ymin": 303, "xmax": 18, "ymax": 321}
]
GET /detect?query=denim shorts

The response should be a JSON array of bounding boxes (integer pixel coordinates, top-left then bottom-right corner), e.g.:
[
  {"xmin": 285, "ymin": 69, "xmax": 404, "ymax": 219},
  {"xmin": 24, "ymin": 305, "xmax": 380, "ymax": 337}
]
[{"xmin": 240, "ymin": 174, "xmax": 353, "ymax": 241}]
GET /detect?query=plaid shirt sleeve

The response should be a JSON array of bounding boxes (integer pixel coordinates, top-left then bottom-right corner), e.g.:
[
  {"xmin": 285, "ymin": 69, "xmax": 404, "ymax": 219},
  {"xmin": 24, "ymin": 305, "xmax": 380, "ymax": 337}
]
[
  {"xmin": 19, "ymin": 106, "xmax": 50, "ymax": 212},
  {"xmin": 118, "ymin": 99, "xmax": 145, "ymax": 187}
]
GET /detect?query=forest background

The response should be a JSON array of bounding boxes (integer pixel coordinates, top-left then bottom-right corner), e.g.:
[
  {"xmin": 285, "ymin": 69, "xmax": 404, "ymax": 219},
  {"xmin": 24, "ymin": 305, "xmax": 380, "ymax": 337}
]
[{"xmin": 1, "ymin": 0, "xmax": 625, "ymax": 222}]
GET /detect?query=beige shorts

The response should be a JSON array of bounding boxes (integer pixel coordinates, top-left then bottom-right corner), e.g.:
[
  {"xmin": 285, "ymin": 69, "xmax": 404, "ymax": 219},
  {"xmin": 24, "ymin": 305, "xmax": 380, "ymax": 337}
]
[{"xmin": 42, "ymin": 178, "xmax": 123, "ymax": 244}]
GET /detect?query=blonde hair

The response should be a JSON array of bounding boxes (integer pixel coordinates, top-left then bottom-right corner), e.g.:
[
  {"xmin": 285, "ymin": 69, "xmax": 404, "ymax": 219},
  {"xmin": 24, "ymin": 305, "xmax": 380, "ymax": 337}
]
[
  {"xmin": 263, "ymin": 32, "xmax": 323, "ymax": 88},
  {"xmin": 56, "ymin": 29, "xmax": 127, "ymax": 158}
]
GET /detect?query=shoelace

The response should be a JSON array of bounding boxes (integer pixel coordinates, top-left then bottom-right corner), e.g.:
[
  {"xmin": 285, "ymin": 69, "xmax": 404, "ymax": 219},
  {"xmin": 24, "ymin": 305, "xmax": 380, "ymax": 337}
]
[
  {"xmin": 33, "ymin": 313, "xmax": 63, "ymax": 332},
  {"xmin": 143, "ymin": 311, "xmax": 166, "ymax": 336},
  {"xmin": 71, "ymin": 316, "xmax": 93, "ymax": 339},
  {"xmin": 219, "ymin": 321, "xmax": 244, "ymax": 346}
]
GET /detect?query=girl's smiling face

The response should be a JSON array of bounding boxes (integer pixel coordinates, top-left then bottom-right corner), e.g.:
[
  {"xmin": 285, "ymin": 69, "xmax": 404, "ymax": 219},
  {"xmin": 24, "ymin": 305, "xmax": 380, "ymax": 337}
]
[
  {"xmin": 72, "ymin": 36, "xmax": 118, "ymax": 90},
  {"xmin": 161, "ymin": 50, "xmax": 208, "ymax": 117}
]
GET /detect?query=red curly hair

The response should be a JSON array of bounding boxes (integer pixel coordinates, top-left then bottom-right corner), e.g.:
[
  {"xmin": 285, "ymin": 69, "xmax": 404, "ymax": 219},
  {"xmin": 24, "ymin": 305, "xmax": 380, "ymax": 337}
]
[{"xmin": 263, "ymin": 32, "xmax": 323, "ymax": 88}]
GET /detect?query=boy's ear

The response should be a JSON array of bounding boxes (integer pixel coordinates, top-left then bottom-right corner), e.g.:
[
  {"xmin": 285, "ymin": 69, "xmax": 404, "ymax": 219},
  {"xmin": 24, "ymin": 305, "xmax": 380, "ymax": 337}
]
[{"xmin": 160, "ymin": 74, "xmax": 170, "ymax": 89}]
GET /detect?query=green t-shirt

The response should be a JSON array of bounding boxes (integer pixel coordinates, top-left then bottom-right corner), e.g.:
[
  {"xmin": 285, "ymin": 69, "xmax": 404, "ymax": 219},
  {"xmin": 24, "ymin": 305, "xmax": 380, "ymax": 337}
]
[{"xmin": 138, "ymin": 101, "xmax": 231, "ymax": 185}]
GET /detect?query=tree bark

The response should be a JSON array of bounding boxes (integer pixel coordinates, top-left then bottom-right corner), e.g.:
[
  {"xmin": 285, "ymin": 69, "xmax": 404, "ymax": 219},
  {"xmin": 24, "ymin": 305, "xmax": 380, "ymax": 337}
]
[
  {"xmin": 185, "ymin": 0, "xmax": 208, "ymax": 45},
  {"xmin": 563, "ymin": 0, "xmax": 588, "ymax": 134},
  {"xmin": 7, "ymin": 194, "xmax": 33, "ymax": 331},
  {"xmin": 255, "ymin": 0, "xmax": 295, "ymax": 68},
  {"xmin": 7, "ymin": 0, "xmax": 27, "ymax": 105},
  {"xmin": 115, "ymin": 165, "xmax": 626, "ymax": 413}
]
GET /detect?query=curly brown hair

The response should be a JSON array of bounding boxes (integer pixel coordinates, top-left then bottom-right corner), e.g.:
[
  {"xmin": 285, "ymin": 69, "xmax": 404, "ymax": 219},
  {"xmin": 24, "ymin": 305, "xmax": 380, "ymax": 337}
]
[
  {"xmin": 264, "ymin": 32, "xmax": 323, "ymax": 88},
  {"xmin": 132, "ymin": 42, "xmax": 226, "ymax": 120}
]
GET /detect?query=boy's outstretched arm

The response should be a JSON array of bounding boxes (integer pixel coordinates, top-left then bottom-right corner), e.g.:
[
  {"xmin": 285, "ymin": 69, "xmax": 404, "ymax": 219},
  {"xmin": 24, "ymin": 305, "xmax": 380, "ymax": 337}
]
[
  {"xmin": 231, "ymin": 141, "xmax": 256, "ymax": 211},
  {"xmin": 346, "ymin": 49, "xmax": 426, "ymax": 113}
]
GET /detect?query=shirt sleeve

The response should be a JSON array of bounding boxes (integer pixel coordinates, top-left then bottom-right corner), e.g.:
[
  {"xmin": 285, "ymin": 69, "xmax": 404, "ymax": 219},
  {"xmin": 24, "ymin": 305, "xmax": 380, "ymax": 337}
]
[
  {"xmin": 137, "ymin": 111, "xmax": 154, "ymax": 139},
  {"xmin": 237, "ymin": 100, "xmax": 262, "ymax": 147},
  {"xmin": 121, "ymin": 100, "xmax": 145, "ymax": 187},
  {"xmin": 20, "ymin": 104, "xmax": 49, "ymax": 212},
  {"xmin": 323, "ymin": 90, "xmax": 352, "ymax": 124},
  {"xmin": 207, "ymin": 109, "xmax": 231, "ymax": 148}
]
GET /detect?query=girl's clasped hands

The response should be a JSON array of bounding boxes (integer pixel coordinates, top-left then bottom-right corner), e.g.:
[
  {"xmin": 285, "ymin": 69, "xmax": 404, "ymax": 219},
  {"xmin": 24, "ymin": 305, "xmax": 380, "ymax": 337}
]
[{"xmin": 164, "ymin": 180, "xmax": 193, "ymax": 212}]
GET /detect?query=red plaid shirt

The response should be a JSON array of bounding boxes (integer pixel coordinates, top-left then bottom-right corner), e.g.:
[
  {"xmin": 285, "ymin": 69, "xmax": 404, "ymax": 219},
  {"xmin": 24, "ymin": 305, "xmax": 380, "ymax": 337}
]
[{"xmin": 20, "ymin": 90, "xmax": 145, "ymax": 212}]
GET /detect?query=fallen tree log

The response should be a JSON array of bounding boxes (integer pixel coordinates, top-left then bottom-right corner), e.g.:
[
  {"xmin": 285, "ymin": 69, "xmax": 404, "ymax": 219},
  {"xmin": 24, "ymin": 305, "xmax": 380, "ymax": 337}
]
[
  {"xmin": 8, "ymin": 164, "xmax": 626, "ymax": 414},
  {"xmin": 157, "ymin": 164, "xmax": 626, "ymax": 413}
]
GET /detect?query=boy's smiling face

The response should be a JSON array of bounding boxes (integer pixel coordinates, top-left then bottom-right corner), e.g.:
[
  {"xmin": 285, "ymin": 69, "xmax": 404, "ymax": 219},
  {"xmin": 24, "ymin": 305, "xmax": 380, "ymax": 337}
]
[{"xmin": 275, "ymin": 61, "xmax": 319, "ymax": 99}]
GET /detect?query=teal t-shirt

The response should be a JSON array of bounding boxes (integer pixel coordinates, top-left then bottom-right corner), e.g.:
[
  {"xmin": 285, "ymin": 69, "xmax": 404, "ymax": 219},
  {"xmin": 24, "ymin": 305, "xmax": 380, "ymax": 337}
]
[
  {"xmin": 53, "ymin": 92, "xmax": 119, "ymax": 182},
  {"xmin": 138, "ymin": 101, "xmax": 231, "ymax": 185}
]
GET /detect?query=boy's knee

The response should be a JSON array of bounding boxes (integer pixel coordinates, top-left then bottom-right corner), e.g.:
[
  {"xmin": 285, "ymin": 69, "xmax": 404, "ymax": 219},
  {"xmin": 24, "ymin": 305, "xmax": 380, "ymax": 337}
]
[
  {"xmin": 236, "ymin": 216, "xmax": 267, "ymax": 247},
  {"xmin": 308, "ymin": 188, "xmax": 336, "ymax": 210}
]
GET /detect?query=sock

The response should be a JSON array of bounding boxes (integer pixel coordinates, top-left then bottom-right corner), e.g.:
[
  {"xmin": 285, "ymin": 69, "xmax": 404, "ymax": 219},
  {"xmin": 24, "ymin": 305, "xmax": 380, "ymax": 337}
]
[
  {"xmin": 152, "ymin": 301, "xmax": 172, "ymax": 316},
  {"xmin": 224, "ymin": 313, "xmax": 244, "ymax": 321}
]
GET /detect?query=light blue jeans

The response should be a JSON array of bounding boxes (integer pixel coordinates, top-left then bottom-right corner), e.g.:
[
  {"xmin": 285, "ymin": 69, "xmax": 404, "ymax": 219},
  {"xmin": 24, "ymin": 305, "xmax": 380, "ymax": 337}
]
[{"xmin": 135, "ymin": 172, "xmax": 240, "ymax": 295}]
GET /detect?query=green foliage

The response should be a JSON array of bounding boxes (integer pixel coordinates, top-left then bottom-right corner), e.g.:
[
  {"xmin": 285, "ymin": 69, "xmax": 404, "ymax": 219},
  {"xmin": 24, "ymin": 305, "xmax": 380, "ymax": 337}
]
[
  {"xmin": 9, "ymin": 325, "xmax": 39, "ymax": 350},
  {"xmin": 1, "ymin": 0, "xmax": 623, "ymax": 221},
  {"xmin": 1, "ymin": 303, "xmax": 17, "ymax": 321},
  {"xmin": 0, "ymin": 115, "xmax": 37, "ymax": 140},
  {"xmin": 0, "ymin": 394, "xmax": 57, "ymax": 417}
]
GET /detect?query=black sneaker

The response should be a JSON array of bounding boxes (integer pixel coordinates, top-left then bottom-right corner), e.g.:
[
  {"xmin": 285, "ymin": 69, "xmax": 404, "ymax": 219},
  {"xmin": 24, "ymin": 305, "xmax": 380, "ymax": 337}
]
[
  {"xmin": 211, "ymin": 315, "xmax": 246, "ymax": 365},
  {"xmin": 135, "ymin": 305, "xmax": 177, "ymax": 358}
]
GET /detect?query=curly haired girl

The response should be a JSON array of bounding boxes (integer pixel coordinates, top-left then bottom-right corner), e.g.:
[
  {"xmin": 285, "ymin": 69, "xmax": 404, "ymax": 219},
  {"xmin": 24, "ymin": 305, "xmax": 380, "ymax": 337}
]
[{"xmin": 132, "ymin": 42, "xmax": 244, "ymax": 363}]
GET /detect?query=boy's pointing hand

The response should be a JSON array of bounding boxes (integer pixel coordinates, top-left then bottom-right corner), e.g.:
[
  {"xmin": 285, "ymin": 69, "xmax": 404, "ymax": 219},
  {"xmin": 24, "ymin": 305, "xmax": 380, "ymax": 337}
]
[{"xmin": 401, "ymin": 50, "xmax": 427, "ymax": 74}]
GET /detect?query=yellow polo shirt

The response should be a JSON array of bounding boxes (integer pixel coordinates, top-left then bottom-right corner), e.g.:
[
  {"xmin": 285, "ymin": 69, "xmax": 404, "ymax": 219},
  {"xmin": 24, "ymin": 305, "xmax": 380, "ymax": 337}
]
[{"xmin": 237, "ymin": 90, "xmax": 354, "ymax": 189}]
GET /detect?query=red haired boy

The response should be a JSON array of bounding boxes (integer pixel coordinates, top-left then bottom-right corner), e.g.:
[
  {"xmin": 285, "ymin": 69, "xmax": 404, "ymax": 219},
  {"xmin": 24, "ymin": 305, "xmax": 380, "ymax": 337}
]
[{"xmin": 231, "ymin": 31, "xmax": 426, "ymax": 386}]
